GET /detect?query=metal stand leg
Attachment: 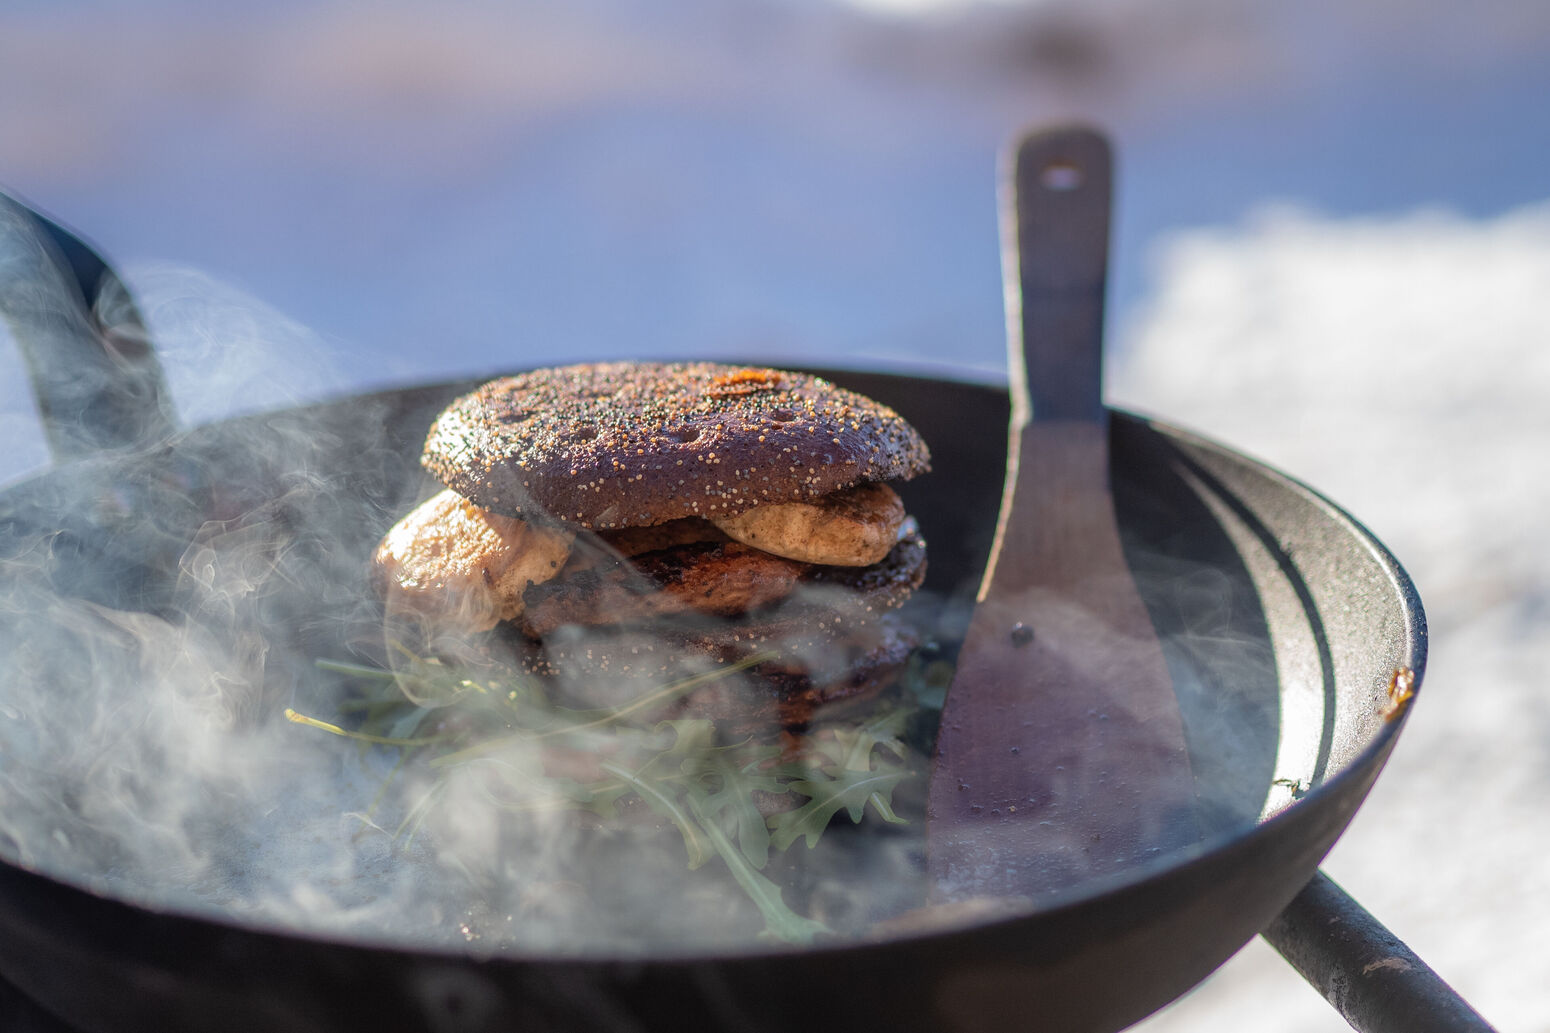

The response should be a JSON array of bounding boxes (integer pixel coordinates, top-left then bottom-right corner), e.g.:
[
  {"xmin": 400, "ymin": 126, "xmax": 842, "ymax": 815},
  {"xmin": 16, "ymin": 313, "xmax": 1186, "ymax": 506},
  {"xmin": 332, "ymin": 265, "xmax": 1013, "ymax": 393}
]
[{"xmin": 1262, "ymin": 870, "xmax": 1499, "ymax": 1033}]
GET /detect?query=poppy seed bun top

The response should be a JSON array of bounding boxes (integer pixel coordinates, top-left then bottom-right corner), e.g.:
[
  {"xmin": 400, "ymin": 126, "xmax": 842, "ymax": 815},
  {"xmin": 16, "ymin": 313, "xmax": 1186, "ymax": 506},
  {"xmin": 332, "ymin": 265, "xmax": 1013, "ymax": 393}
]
[{"xmin": 422, "ymin": 361, "xmax": 931, "ymax": 530}]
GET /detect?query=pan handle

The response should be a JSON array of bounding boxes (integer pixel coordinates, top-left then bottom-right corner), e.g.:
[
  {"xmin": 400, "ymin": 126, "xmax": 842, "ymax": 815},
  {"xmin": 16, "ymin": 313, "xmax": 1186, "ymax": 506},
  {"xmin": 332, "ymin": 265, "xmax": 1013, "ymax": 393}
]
[
  {"xmin": 1262, "ymin": 870, "xmax": 1500, "ymax": 1033},
  {"xmin": 1, "ymin": 190, "xmax": 177, "ymax": 463}
]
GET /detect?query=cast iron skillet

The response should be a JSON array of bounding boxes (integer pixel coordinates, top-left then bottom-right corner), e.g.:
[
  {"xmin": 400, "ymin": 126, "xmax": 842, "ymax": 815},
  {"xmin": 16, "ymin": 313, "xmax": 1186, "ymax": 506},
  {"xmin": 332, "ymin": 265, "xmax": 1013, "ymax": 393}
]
[{"xmin": 0, "ymin": 191, "xmax": 1427, "ymax": 1033}]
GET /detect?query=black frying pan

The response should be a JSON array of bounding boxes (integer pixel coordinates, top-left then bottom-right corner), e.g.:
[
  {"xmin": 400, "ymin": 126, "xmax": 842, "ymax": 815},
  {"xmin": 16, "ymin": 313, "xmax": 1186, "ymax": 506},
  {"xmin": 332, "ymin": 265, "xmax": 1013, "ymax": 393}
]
[{"xmin": 0, "ymin": 184, "xmax": 1451, "ymax": 1033}]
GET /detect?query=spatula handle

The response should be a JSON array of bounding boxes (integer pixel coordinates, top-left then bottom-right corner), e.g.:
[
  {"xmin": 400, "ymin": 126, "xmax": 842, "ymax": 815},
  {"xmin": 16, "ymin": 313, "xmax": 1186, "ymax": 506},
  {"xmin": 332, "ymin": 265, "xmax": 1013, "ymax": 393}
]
[
  {"xmin": 979, "ymin": 127, "xmax": 1116, "ymax": 601},
  {"xmin": 1003, "ymin": 126, "xmax": 1112, "ymax": 428},
  {"xmin": 929, "ymin": 125, "xmax": 1199, "ymax": 901}
]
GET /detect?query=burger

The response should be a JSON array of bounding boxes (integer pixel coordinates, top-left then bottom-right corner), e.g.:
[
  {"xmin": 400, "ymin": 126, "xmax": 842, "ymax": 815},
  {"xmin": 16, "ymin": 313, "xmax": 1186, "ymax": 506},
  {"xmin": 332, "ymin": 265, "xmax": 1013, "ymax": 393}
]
[{"xmin": 371, "ymin": 361, "xmax": 931, "ymax": 736}]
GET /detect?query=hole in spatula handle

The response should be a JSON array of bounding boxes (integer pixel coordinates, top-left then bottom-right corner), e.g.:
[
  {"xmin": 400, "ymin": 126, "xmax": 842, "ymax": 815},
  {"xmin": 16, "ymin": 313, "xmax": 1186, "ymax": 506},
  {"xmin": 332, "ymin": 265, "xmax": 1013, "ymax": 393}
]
[{"xmin": 1039, "ymin": 160, "xmax": 1083, "ymax": 191}]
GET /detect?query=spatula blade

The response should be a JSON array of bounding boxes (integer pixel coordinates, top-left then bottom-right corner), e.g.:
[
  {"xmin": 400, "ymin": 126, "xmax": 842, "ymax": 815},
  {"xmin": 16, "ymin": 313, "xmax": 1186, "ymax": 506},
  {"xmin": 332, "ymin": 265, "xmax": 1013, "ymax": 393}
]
[{"xmin": 927, "ymin": 126, "xmax": 1200, "ymax": 904}]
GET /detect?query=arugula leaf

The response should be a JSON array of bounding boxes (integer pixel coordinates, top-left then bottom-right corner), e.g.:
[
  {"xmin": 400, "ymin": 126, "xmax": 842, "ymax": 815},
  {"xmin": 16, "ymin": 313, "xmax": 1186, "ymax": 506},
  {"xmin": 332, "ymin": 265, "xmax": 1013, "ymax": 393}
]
[
  {"xmin": 810, "ymin": 705, "xmax": 913, "ymax": 773},
  {"xmin": 575, "ymin": 781, "xmax": 633, "ymax": 820},
  {"xmin": 600, "ymin": 760, "xmax": 713, "ymax": 868},
  {"xmin": 692, "ymin": 757, "xmax": 774, "ymax": 870},
  {"xmin": 686, "ymin": 793, "xmax": 831, "ymax": 946},
  {"xmin": 864, "ymin": 787, "xmax": 906, "ymax": 825},
  {"xmin": 660, "ymin": 718, "xmax": 717, "ymax": 759},
  {"xmin": 386, "ymin": 704, "xmax": 435, "ymax": 744},
  {"xmin": 302, "ymin": 651, "xmax": 926, "ymax": 944},
  {"xmin": 768, "ymin": 769, "xmax": 911, "ymax": 850}
]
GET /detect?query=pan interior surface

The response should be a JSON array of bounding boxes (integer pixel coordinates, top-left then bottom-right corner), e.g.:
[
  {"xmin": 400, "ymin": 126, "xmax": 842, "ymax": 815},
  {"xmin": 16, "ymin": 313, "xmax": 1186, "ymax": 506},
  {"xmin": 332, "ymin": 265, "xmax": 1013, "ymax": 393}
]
[{"xmin": 0, "ymin": 369, "xmax": 1421, "ymax": 962}]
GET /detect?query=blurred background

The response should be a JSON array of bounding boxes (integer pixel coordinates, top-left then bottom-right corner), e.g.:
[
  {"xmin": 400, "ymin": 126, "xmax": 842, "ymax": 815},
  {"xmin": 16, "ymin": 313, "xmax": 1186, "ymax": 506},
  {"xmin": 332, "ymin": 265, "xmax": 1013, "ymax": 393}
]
[{"xmin": 3, "ymin": 0, "xmax": 1547, "ymax": 1029}]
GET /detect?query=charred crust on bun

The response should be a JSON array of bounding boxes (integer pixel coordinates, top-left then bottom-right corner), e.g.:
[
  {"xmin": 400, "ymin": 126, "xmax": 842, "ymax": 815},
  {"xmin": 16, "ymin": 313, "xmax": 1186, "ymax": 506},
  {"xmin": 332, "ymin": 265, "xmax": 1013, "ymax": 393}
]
[{"xmin": 420, "ymin": 361, "xmax": 931, "ymax": 530}]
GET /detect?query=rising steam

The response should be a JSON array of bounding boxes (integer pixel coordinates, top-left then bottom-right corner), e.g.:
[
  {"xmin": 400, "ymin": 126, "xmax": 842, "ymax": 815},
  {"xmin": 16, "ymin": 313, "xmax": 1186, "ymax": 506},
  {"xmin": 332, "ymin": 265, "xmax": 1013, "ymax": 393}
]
[
  {"xmin": 0, "ymin": 267, "xmax": 945, "ymax": 951},
  {"xmin": 0, "ymin": 256, "xmax": 1290, "ymax": 955}
]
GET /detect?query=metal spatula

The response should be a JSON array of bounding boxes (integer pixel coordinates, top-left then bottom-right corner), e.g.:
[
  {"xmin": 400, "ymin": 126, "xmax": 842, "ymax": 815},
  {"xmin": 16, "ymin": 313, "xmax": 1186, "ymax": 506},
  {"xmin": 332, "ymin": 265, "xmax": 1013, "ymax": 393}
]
[{"xmin": 927, "ymin": 126, "xmax": 1200, "ymax": 903}]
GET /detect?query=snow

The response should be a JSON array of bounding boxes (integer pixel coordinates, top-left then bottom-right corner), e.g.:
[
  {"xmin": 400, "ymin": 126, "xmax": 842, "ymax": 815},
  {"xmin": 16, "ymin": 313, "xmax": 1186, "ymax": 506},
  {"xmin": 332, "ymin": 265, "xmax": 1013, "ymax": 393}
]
[{"xmin": 1112, "ymin": 202, "xmax": 1550, "ymax": 1033}]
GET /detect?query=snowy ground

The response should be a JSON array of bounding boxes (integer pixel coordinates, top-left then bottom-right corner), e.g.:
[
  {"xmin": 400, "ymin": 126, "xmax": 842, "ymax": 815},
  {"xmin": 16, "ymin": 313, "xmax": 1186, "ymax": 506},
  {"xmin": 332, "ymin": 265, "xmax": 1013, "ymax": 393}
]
[
  {"xmin": 3, "ymin": 1, "xmax": 1548, "ymax": 1029},
  {"xmin": 1113, "ymin": 202, "xmax": 1550, "ymax": 1033}
]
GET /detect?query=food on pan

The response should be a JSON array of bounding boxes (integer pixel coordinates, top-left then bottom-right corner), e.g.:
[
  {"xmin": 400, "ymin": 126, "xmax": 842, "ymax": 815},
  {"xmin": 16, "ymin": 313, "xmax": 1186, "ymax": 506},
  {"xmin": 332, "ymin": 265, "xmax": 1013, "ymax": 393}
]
[
  {"xmin": 314, "ymin": 361, "xmax": 941, "ymax": 942},
  {"xmin": 372, "ymin": 361, "xmax": 931, "ymax": 733}
]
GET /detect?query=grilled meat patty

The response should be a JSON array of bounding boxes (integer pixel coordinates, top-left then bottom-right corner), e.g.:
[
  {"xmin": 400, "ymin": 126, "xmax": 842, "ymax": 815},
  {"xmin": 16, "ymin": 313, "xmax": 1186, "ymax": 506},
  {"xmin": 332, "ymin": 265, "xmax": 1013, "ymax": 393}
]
[
  {"xmin": 516, "ymin": 613, "xmax": 923, "ymax": 737},
  {"xmin": 521, "ymin": 539, "xmax": 811, "ymax": 638},
  {"xmin": 595, "ymin": 517, "xmax": 729, "ymax": 559},
  {"xmin": 512, "ymin": 520, "xmax": 928, "ymax": 678},
  {"xmin": 520, "ymin": 513, "xmax": 925, "ymax": 640}
]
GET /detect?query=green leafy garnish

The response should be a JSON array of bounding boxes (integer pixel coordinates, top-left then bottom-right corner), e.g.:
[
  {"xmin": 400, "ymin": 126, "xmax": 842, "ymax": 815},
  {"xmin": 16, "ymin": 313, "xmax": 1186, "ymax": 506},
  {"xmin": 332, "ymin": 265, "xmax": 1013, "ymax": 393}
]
[
  {"xmin": 686, "ymin": 792, "xmax": 831, "ymax": 946},
  {"xmin": 290, "ymin": 644, "xmax": 925, "ymax": 944},
  {"xmin": 769, "ymin": 769, "xmax": 911, "ymax": 850}
]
